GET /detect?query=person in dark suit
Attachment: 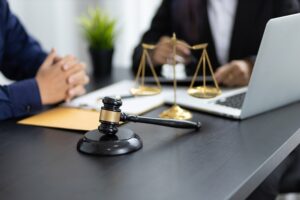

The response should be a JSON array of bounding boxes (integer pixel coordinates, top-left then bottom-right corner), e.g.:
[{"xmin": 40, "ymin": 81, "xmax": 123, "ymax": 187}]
[
  {"xmin": 0, "ymin": 0, "xmax": 89, "ymax": 120},
  {"xmin": 132, "ymin": 0, "xmax": 299, "ymax": 87},
  {"xmin": 132, "ymin": 0, "xmax": 300, "ymax": 199}
]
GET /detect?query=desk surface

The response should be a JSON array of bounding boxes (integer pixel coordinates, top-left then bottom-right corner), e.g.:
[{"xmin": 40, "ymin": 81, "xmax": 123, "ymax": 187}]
[{"xmin": 1, "ymin": 69, "xmax": 300, "ymax": 200}]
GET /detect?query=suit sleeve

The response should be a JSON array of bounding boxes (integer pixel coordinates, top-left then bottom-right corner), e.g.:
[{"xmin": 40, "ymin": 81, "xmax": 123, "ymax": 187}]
[
  {"xmin": 131, "ymin": 0, "xmax": 173, "ymax": 76},
  {"xmin": 0, "ymin": 0, "xmax": 46, "ymax": 120},
  {"xmin": 1, "ymin": 0, "xmax": 47, "ymax": 80},
  {"xmin": 0, "ymin": 79, "xmax": 42, "ymax": 120},
  {"xmin": 274, "ymin": 0, "xmax": 300, "ymax": 17},
  {"xmin": 244, "ymin": 0, "xmax": 299, "ymax": 65}
]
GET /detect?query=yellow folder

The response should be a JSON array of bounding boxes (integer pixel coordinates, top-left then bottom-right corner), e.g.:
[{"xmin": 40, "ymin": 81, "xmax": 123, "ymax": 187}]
[{"xmin": 18, "ymin": 107, "xmax": 99, "ymax": 131}]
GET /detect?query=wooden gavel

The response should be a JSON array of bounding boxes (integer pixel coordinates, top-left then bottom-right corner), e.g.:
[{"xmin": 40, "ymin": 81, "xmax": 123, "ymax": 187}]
[
  {"xmin": 77, "ymin": 96, "xmax": 201, "ymax": 156},
  {"xmin": 98, "ymin": 96, "xmax": 202, "ymax": 136}
]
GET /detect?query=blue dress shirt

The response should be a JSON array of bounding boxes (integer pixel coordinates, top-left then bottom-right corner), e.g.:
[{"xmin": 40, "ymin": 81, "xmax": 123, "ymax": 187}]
[{"xmin": 0, "ymin": 0, "xmax": 47, "ymax": 120}]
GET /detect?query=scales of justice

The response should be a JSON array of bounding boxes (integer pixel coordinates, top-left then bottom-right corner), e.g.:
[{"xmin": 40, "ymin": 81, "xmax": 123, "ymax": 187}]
[{"xmin": 131, "ymin": 33, "xmax": 221, "ymax": 120}]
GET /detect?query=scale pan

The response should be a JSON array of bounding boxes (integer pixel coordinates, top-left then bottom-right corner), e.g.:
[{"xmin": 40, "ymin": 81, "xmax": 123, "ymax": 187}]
[
  {"xmin": 130, "ymin": 86, "xmax": 161, "ymax": 96},
  {"xmin": 188, "ymin": 86, "xmax": 221, "ymax": 99}
]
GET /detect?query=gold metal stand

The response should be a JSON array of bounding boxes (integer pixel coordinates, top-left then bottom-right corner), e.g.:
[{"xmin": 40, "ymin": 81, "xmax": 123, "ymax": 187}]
[
  {"xmin": 187, "ymin": 44, "xmax": 221, "ymax": 98},
  {"xmin": 160, "ymin": 34, "xmax": 192, "ymax": 120},
  {"xmin": 131, "ymin": 44, "xmax": 161, "ymax": 96}
]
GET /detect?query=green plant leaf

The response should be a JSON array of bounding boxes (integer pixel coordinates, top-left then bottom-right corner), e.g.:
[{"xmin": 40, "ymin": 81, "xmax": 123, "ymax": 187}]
[{"xmin": 79, "ymin": 6, "xmax": 117, "ymax": 50}]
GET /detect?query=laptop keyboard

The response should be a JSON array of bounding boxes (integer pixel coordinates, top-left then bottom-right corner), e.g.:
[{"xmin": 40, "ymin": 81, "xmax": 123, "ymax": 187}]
[{"xmin": 216, "ymin": 92, "xmax": 246, "ymax": 109}]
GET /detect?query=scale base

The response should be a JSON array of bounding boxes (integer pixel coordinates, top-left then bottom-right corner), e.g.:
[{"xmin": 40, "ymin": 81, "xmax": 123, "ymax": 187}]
[
  {"xmin": 77, "ymin": 128, "xmax": 143, "ymax": 156},
  {"xmin": 130, "ymin": 86, "xmax": 161, "ymax": 96},
  {"xmin": 160, "ymin": 105, "xmax": 192, "ymax": 120},
  {"xmin": 188, "ymin": 86, "xmax": 221, "ymax": 99}
]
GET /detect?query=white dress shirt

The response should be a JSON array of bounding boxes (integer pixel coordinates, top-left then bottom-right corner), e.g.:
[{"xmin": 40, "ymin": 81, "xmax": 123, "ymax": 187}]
[{"xmin": 207, "ymin": 0, "xmax": 238, "ymax": 65}]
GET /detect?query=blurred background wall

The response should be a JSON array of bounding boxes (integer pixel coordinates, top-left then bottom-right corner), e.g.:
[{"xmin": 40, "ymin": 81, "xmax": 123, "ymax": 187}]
[{"xmin": 0, "ymin": 0, "xmax": 162, "ymax": 83}]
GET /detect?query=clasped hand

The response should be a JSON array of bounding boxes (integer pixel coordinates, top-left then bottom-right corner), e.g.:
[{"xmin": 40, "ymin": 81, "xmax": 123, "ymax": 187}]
[
  {"xmin": 215, "ymin": 60, "xmax": 253, "ymax": 87},
  {"xmin": 36, "ymin": 49, "xmax": 89, "ymax": 105}
]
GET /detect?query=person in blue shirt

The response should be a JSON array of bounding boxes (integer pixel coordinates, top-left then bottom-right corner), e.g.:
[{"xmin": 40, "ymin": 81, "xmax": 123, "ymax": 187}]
[{"xmin": 0, "ymin": 0, "xmax": 89, "ymax": 120}]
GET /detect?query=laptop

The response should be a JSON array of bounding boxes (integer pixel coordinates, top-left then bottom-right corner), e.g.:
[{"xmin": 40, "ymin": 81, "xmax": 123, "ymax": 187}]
[{"xmin": 165, "ymin": 13, "xmax": 300, "ymax": 119}]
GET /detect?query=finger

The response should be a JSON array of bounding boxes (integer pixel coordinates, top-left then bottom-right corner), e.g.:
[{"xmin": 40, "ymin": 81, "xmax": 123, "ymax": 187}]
[
  {"xmin": 58, "ymin": 55, "xmax": 77, "ymax": 71},
  {"xmin": 157, "ymin": 39, "xmax": 172, "ymax": 51},
  {"xmin": 159, "ymin": 36, "xmax": 171, "ymax": 44},
  {"xmin": 215, "ymin": 63, "xmax": 234, "ymax": 83},
  {"xmin": 223, "ymin": 75, "xmax": 237, "ymax": 87},
  {"xmin": 154, "ymin": 45, "xmax": 170, "ymax": 62},
  {"xmin": 176, "ymin": 51, "xmax": 191, "ymax": 63},
  {"xmin": 153, "ymin": 48, "xmax": 173, "ymax": 65},
  {"xmin": 230, "ymin": 70, "xmax": 248, "ymax": 86},
  {"xmin": 227, "ymin": 61, "xmax": 250, "ymax": 86},
  {"xmin": 66, "ymin": 85, "xmax": 86, "ymax": 101},
  {"xmin": 52, "ymin": 55, "xmax": 75, "ymax": 70},
  {"xmin": 61, "ymin": 55, "xmax": 78, "ymax": 71},
  {"xmin": 154, "ymin": 51, "xmax": 172, "ymax": 62},
  {"xmin": 68, "ymin": 71, "xmax": 89, "ymax": 86},
  {"xmin": 62, "ymin": 58, "xmax": 79, "ymax": 71},
  {"xmin": 234, "ymin": 78, "xmax": 247, "ymax": 87},
  {"xmin": 41, "ymin": 49, "xmax": 56, "ymax": 68},
  {"xmin": 54, "ymin": 55, "xmax": 63, "ymax": 63},
  {"xmin": 222, "ymin": 65, "xmax": 244, "ymax": 87},
  {"xmin": 175, "ymin": 53, "xmax": 191, "ymax": 64},
  {"xmin": 176, "ymin": 41, "xmax": 191, "ymax": 56},
  {"xmin": 156, "ymin": 43, "xmax": 173, "ymax": 54},
  {"xmin": 157, "ymin": 45, "xmax": 188, "ymax": 62},
  {"xmin": 225, "ymin": 76, "xmax": 247, "ymax": 87},
  {"xmin": 231, "ymin": 65, "xmax": 243, "ymax": 76},
  {"xmin": 65, "ymin": 62, "xmax": 86, "ymax": 77}
]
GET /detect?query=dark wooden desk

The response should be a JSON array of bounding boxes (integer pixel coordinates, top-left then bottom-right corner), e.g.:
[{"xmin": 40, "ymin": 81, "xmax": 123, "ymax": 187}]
[{"xmin": 0, "ymin": 69, "xmax": 300, "ymax": 200}]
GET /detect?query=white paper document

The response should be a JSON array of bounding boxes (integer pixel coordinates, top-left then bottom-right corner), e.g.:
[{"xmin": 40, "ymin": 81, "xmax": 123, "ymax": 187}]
[{"xmin": 63, "ymin": 80, "xmax": 166, "ymax": 115}]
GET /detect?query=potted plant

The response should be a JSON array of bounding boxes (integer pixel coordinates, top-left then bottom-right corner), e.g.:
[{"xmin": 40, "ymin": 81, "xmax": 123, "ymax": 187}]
[{"xmin": 79, "ymin": 7, "xmax": 116, "ymax": 78}]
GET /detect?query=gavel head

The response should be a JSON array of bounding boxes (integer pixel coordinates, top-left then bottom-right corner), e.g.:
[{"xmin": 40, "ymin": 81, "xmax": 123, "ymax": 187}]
[{"xmin": 98, "ymin": 97, "xmax": 123, "ymax": 135}]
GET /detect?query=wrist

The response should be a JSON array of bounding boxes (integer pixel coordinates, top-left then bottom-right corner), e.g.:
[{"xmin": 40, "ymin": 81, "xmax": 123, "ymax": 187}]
[
  {"xmin": 8, "ymin": 79, "xmax": 43, "ymax": 116},
  {"xmin": 148, "ymin": 51, "xmax": 159, "ymax": 66},
  {"xmin": 35, "ymin": 77, "xmax": 48, "ymax": 105}
]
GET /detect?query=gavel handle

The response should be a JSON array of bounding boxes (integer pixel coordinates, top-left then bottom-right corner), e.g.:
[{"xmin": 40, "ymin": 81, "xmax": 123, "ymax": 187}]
[{"xmin": 121, "ymin": 113, "xmax": 201, "ymax": 130}]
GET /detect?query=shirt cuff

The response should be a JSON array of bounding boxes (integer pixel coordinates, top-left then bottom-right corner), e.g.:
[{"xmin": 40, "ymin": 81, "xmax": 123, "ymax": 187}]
[{"xmin": 8, "ymin": 78, "xmax": 42, "ymax": 117}]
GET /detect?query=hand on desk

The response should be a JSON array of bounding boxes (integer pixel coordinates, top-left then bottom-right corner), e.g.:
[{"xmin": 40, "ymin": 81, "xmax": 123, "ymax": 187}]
[
  {"xmin": 36, "ymin": 49, "xmax": 89, "ymax": 105},
  {"xmin": 151, "ymin": 36, "xmax": 191, "ymax": 66},
  {"xmin": 215, "ymin": 60, "xmax": 253, "ymax": 87}
]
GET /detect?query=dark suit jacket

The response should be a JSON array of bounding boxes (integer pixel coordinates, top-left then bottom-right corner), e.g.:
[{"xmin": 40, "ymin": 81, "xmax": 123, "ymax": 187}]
[
  {"xmin": 132, "ymin": 0, "xmax": 299, "ymax": 76},
  {"xmin": 0, "ymin": 0, "xmax": 47, "ymax": 120}
]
